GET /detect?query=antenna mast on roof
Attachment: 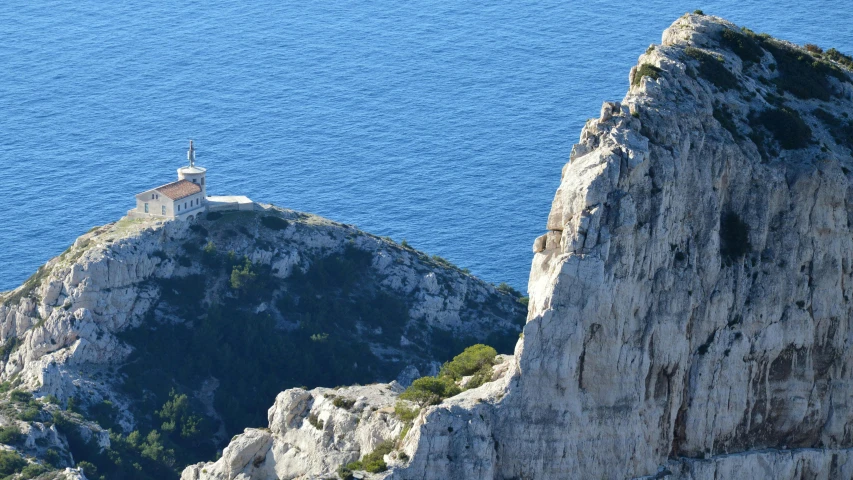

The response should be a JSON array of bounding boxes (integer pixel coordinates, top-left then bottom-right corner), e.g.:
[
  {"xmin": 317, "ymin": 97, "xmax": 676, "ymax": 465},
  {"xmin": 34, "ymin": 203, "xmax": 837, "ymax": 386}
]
[{"xmin": 188, "ymin": 140, "xmax": 196, "ymax": 167}]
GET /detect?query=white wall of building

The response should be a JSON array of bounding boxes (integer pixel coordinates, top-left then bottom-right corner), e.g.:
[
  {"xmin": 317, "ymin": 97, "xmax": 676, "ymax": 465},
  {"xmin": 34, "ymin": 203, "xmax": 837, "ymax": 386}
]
[{"xmin": 134, "ymin": 191, "xmax": 205, "ymax": 219}]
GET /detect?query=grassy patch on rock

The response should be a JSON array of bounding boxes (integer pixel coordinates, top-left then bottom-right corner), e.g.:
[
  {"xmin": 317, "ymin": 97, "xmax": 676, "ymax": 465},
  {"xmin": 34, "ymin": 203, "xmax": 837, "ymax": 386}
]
[
  {"xmin": 684, "ymin": 47, "xmax": 739, "ymax": 91},
  {"xmin": 713, "ymin": 105, "xmax": 740, "ymax": 139},
  {"xmin": 338, "ymin": 439, "xmax": 396, "ymax": 479},
  {"xmin": 400, "ymin": 344, "xmax": 499, "ymax": 406},
  {"xmin": 632, "ymin": 64, "xmax": 662, "ymax": 86},
  {"xmin": 813, "ymin": 108, "xmax": 853, "ymax": 150},
  {"xmin": 759, "ymin": 39, "xmax": 848, "ymax": 101},
  {"xmin": 751, "ymin": 107, "xmax": 812, "ymax": 150},
  {"xmin": 719, "ymin": 28, "xmax": 764, "ymax": 63}
]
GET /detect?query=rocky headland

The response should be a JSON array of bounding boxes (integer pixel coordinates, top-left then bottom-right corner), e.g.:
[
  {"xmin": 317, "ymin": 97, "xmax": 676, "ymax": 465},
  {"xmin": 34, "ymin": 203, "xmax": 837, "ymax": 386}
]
[
  {"xmin": 183, "ymin": 13, "xmax": 853, "ymax": 480},
  {"xmin": 0, "ymin": 205, "xmax": 525, "ymax": 478}
]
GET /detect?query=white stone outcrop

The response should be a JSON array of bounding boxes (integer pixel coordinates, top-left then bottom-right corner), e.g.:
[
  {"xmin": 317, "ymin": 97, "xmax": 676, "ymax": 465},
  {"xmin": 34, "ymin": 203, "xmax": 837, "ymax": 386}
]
[
  {"xmin": 182, "ymin": 384, "xmax": 407, "ymax": 480},
  {"xmin": 185, "ymin": 14, "xmax": 853, "ymax": 480}
]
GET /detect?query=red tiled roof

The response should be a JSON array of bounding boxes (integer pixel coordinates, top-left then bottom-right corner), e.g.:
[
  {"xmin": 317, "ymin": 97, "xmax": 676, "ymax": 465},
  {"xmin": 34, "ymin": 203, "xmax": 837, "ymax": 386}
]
[{"xmin": 156, "ymin": 180, "xmax": 201, "ymax": 200}]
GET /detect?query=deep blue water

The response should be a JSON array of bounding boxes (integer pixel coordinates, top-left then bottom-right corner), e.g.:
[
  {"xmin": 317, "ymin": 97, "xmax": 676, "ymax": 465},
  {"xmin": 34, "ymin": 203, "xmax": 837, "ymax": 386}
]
[{"xmin": 1, "ymin": 1, "xmax": 852, "ymax": 292}]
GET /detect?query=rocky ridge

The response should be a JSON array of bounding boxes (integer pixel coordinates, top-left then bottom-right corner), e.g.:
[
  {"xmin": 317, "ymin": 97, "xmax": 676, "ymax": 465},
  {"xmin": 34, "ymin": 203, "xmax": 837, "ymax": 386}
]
[
  {"xmin": 185, "ymin": 13, "xmax": 853, "ymax": 480},
  {"xmin": 0, "ymin": 204, "xmax": 524, "ymax": 478}
]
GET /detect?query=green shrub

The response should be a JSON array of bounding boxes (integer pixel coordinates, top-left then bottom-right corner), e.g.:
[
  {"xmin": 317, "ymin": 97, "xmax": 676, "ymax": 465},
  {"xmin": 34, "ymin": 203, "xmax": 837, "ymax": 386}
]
[
  {"xmin": 713, "ymin": 106, "xmax": 740, "ymax": 139},
  {"xmin": 719, "ymin": 29, "xmax": 764, "ymax": 63},
  {"xmin": 9, "ymin": 390, "xmax": 32, "ymax": 403},
  {"xmin": 337, "ymin": 465, "xmax": 355, "ymax": 480},
  {"xmin": 399, "ymin": 376, "xmax": 461, "ymax": 407},
  {"xmin": 0, "ymin": 339, "xmax": 20, "ymax": 362},
  {"xmin": 89, "ymin": 399, "xmax": 119, "ymax": 430},
  {"xmin": 439, "ymin": 344, "xmax": 498, "ymax": 380},
  {"xmin": 76, "ymin": 461, "xmax": 98, "ymax": 478},
  {"xmin": 200, "ymin": 241, "xmax": 219, "ymax": 267},
  {"xmin": 308, "ymin": 413, "xmax": 324, "ymax": 430},
  {"xmin": 760, "ymin": 39, "xmax": 846, "ymax": 101},
  {"xmin": 19, "ymin": 407, "xmax": 40, "ymax": 422},
  {"xmin": 393, "ymin": 402, "xmax": 419, "ymax": 422},
  {"xmin": 693, "ymin": 9, "xmax": 704, "ymax": 15},
  {"xmin": 332, "ymin": 397, "xmax": 355, "ymax": 410},
  {"xmin": 813, "ymin": 108, "xmax": 853, "ymax": 149},
  {"xmin": 341, "ymin": 439, "xmax": 395, "ymax": 476},
  {"xmin": 158, "ymin": 390, "xmax": 210, "ymax": 442},
  {"xmin": 20, "ymin": 463, "xmax": 49, "ymax": 479},
  {"xmin": 310, "ymin": 332, "xmax": 329, "ymax": 342},
  {"xmin": 825, "ymin": 48, "xmax": 853, "ymax": 70},
  {"xmin": 230, "ymin": 258, "xmax": 258, "ymax": 291},
  {"xmin": 754, "ymin": 107, "xmax": 812, "ymax": 149},
  {"xmin": 1, "ymin": 266, "xmax": 49, "ymax": 306},
  {"xmin": 496, "ymin": 282, "xmax": 521, "ymax": 297},
  {"xmin": 261, "ymin": 216, "xmax": 289, "ymax": 231},
  {"xmin": 720, "ymin": 212, "xmax": 751, "ymax": 261},
  {"xmin": 632, "ymin": 64, "xmax": 662, "ymax": 86},
  {"xmin": 465, "ymin": 365, "xmax": 496, "ymax": 390},
  {"xmin": 66, "ymin": 396, "xmax": 81, "ymax": 413},
  {"xmin": 685, "ymin": 47, "xmax": 738, "ymax": 90},
  {"xmin": 0, "ymin": 425, "xmax": 22, "ymax": 445},
  {"xmin": 0, "ymin": 450, "xmax": 27, "ymax": 476},
  {"xmin": 430, "ymin": 254, "xmax": 453, "ymax": 268},
  {"xmin": 43, "ymin": 448, "xmax": 61, "ymax": 467}
]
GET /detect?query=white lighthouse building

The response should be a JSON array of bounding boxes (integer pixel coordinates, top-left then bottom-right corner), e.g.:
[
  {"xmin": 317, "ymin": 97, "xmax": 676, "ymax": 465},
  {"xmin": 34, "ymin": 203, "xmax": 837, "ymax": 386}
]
[
  {"xmin": 131, "ymin": 141, "xmax": 206, "ymax": 220},
  {"xmin": 129, "ymin": 140, "xmax": 254, "ymax": 221}
]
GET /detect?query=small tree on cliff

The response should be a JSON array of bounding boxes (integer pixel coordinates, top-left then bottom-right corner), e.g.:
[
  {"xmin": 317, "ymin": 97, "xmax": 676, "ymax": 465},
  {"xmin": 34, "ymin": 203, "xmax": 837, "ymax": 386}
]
[{"xmin": 230, "ymin": 258, "xmax": 257, "ymax": 293}]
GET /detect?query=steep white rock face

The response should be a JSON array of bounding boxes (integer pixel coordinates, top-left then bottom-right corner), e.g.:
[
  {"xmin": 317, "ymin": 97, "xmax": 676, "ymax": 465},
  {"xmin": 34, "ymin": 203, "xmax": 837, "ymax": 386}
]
[
  {"xmin": 190, "ymin": 14, "xmax": 853, "ymax": 480},
  {"xmin": 393, "ymin": 14, "xmax": 853, "ymax": 480}
]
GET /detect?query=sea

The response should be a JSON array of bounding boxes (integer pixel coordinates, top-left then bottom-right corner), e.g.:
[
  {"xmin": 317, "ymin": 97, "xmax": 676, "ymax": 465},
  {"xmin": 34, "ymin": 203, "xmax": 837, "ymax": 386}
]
[{"xmin": 1, "ymin": 0, "xmax": 852, "ymax": 292}]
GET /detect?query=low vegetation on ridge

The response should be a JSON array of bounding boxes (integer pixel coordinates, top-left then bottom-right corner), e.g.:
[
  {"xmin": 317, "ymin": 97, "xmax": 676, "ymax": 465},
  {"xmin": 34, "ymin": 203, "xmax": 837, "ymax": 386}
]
[
  {"xmin": 399, "ymin": 344, "xmax": 500, "ymax": 407},
  {"xmin": 337, "ymin": 343, "xmax": 502, "ymax": 479},
  {"xmin": 632, "ymin": 64, "xmax": 662, "ymax": 86}
]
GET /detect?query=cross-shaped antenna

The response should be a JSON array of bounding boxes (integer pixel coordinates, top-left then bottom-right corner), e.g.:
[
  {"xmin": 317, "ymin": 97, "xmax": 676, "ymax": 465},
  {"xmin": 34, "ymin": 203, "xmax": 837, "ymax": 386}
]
[{"xmin": 188, "ymin": 139, "xmax": 196, "ymax": 167}]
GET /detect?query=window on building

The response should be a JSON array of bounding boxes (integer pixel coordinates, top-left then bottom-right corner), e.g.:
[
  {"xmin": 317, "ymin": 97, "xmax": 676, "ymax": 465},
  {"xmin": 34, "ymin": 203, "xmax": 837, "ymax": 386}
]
[
  {"xmin": 201, "ymin": 178, "xmax": 204, "ymax": 185},
  {"xmin": 144, "ymin": 203, "xmax": 149, "ymax": 213},
  {"xmin": 151, "ymin": 193, "xmax": 154, "ymax": 199},
  {"xmin": 192, "ymin": 179, "xmax": 197, "ymax": 183},
  {"xmin": 162, "ymin": 205, "xmax": 166, "ymax": 215},
  {"xmin": 177, "ymin": 204, "xmax": 180, "ymax": 212}
]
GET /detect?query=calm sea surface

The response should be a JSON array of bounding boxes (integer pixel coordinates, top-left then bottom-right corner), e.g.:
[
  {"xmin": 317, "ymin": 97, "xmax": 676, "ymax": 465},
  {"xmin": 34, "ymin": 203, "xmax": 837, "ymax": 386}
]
[{"xmin": 1, "ymin": 1, "xmax": 851, "ymax": 291}]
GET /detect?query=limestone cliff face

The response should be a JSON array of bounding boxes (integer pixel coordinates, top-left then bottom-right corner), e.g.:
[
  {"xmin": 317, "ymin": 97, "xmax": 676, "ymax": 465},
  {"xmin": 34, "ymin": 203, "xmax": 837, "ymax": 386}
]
[{"xmin": 187, "ymin": 14, "xmax": 853, "ymax": 480}]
